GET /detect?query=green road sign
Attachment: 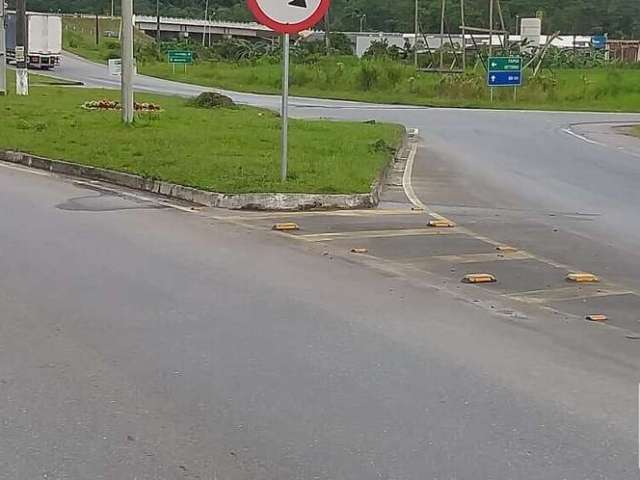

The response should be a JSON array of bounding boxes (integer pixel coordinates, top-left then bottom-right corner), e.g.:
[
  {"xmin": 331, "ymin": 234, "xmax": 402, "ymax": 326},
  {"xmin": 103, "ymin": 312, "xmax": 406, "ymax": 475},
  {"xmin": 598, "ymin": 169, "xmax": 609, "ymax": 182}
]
[
  {"xmin": 168, "ymin": 50, "xmax": 193, "ymax": 64},
  {"xmin": 488, "ymin": 57, "xmax": 522, "ymax": 72}
]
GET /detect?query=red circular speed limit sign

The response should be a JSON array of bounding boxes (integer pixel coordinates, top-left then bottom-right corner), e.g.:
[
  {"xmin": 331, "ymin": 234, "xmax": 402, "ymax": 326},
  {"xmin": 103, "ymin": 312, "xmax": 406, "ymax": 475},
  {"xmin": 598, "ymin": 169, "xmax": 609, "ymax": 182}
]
[{"xmin": 248, "ymin": 0, "xmax": 331, "ymax": 34}]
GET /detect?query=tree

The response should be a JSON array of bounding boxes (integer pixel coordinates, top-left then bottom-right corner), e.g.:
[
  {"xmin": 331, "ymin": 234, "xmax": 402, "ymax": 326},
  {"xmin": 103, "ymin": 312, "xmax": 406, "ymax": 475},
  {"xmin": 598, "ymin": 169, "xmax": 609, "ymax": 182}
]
[{"xmin": 8, "ymin": 0, "xmax": 640, "ymax": 38}]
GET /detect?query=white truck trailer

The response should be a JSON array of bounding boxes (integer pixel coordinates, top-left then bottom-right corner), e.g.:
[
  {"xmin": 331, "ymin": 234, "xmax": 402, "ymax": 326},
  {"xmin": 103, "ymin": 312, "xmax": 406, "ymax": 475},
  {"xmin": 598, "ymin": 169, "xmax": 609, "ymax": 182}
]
[{"xmin": 5, "ymin": 11, "xmax": 62, "ymax": 69}]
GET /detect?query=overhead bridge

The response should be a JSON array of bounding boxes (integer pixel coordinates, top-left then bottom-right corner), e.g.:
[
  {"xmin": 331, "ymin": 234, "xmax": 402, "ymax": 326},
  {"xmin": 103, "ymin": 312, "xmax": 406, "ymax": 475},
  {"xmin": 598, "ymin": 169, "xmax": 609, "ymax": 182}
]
[{"xmin": 133, "ymin": 15, "xmax": 278, "ymax": 44}]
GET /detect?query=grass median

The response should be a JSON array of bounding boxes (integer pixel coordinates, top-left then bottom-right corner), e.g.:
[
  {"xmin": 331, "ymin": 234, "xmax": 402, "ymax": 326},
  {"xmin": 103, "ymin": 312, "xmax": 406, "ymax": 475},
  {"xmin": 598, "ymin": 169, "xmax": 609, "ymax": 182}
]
[{"xmin": 0, "ymin": 83, "xmax": 403, "ymax": 194}]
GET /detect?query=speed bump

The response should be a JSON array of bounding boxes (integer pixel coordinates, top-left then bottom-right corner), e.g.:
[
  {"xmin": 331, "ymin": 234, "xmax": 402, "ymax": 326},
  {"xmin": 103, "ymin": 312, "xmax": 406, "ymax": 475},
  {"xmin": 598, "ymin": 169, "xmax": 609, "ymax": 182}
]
[
  {"xmin": 586, "ymin": 314, "xmax": 608, "ymax": 322},
  {"xmin": 462, "ymin": 273, "xmax": 497, "ymax": 284},
  {"xmin": 272, "ymin": 222, "xmax": 299, "ymax": 232},
  {"xmin": 566, "ymin": 272, "xmax": 599, "ymax": 283},
  {"xmin": 428, "ymin": 219, "xmax": 456, "ymax": 228},
  {"xmin": 350, "ymin": 248, "xmax": 369, "ymax": 254}
]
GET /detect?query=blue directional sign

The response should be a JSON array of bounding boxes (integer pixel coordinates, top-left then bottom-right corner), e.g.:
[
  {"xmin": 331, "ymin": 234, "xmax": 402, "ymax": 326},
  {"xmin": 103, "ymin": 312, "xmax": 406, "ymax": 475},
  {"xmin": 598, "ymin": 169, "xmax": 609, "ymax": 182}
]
[
  {"xmin": 488, "ymin": 71, "xmax": 522, "ymax": 87},
  {"xmin": 487, "ymin": 56, "xmax": 523, "ymax": 87},
  {"xmin": 591, "ymin": 35, "xmax": 607, "ymax": 49}
]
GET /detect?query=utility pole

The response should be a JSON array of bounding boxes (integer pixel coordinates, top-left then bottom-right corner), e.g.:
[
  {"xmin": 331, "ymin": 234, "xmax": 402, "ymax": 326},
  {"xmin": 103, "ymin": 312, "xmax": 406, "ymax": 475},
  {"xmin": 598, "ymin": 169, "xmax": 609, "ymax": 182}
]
[
  {"xmin": 414, "ymin": 0, "xmax": 418, "ymax": 67},
  {"xmin": 324, "ymin": 8, "xmax": 330, "ymax": 55},
  {"xmin": 121, "ymin": 0, "xmax": 134, "ymax": 123},
  {"xmin": 439, "ymin": 0, "xmax": 445, "ymax": 70},
  {"xmin": 95, "ymin": 13, "xmax": 100, "ymax": 45},
  {"xmin": 202, "ymin": 0, "xmax": 208, "ymax": 47},
  {"xmin": 489, "ymin": 0, "xmax": 494, "ymax": 103},
  {"xmin": 461, "ymin": 0, "xmax": 466, "ymax": 71},
  {"xmin": 156, "ymin": 0, "xmax": 160, "ymax": 42},
  {"xmin": 15, "ymin": 0, "xmax": 28, "ymax": 96},
  {"xmin": 0, "ymin": 0, "xmax": 7, "ymax": 95},
  {"xmin": 488, "ymin": 0, "xmax": 494, "ymax": 58}
]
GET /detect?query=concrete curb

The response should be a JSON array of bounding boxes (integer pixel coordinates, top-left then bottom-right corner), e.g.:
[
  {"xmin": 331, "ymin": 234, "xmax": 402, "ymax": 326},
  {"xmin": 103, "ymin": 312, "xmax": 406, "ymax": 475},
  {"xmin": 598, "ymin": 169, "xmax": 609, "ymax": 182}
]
[{"xmin": 0, "ymin": 133, "xmax": 406, "ymax": 211}]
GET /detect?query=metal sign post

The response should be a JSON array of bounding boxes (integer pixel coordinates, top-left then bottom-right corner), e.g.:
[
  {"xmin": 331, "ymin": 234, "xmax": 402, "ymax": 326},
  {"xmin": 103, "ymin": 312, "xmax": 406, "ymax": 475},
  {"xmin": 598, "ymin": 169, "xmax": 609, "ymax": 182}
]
[
  {"xmin": 0, "ymin": 1, "xmax": 6, "ymax": 95},
  {"xmin": 487, "ymin": 56, "xmax": 522, "ymax": 103},
  {"xmin": 247, "ymin": 0, "xmax": 331, "ymax": 182},
  {"xmin": 168, "ymin": 50, "xmax": 193, "ymax": 74},
  {"xmin": 280, "ymin": 33, "xmax": 290, "ymax": 182}
]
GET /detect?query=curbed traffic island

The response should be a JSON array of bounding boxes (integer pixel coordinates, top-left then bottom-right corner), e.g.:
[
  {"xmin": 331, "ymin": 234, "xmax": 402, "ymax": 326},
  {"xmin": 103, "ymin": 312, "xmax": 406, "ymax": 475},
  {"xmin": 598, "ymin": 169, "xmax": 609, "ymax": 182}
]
[{"xmin": 0, "ymin": 84, "xmax": 404, "ymax": 210}]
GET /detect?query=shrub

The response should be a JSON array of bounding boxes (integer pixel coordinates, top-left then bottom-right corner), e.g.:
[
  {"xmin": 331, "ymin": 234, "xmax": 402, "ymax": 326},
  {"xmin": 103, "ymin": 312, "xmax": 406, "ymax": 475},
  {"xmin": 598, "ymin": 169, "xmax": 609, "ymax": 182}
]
[
  {"xmin": 358, "ymin": 62, "xmax": 379, "ymax": 90},
  {"xmin": 188, "ymin": 92, "xmax": 235, "ymax": 109}
]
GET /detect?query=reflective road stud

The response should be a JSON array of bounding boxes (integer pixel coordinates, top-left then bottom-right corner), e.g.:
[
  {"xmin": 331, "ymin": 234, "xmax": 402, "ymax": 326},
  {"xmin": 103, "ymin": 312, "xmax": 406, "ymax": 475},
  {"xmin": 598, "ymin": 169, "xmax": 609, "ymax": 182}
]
[
  {"xmin": 428, "ymin": 219, "xmax": 456, "ymax": 228},
  {"xmin": 462, "ymin": 273, "xmax": 497, "ymax": 284},
  {"xmin": 272, "ymin": 223, "xmax": 300, "ymax": 231},
  {"xmin": 567, "ymin": 272, "xmax": 599, "ymax": 283}
]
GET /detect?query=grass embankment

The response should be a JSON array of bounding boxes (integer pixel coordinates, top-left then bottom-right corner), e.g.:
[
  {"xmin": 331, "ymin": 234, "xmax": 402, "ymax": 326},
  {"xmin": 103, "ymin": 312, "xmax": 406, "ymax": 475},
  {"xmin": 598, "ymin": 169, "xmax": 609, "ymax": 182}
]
[
  {"xmin": 141, "ymin": 57, "xmax": 640, "ymax": 112},
  {"xmin": 62, "ymin": 16, "xmax": 152, "ymax": 63},
  {"xmin": 0, "ymin": 83, "xmax": 402, "ymax": 194}
]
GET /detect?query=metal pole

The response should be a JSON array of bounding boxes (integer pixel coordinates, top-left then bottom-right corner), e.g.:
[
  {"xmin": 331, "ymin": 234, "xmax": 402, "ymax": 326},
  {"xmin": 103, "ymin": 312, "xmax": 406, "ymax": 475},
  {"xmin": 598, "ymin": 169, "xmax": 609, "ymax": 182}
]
[
  {"xmin": 460, "ymin": 0, "xmax": 466, "ymax": 71},
  {"xmin": 488, "ymin": 0, "xmax": 494, "ymax": 58},
  {"xmin": 324, "ymin": 10, "xmax": 330, "ymax": 55},
  {"xmin": 202, "ymin": 0, "xmax": 208, "ymax": 47},
  {"xmin": 156, "ymin": 0, "xmax": 161, "ymax": 42},
  {"xmin": 121, "ymin": 0, "xmax": 134, "ymax": 124},
  {"xmin": 488, "ymin": 0, "xmax": 494, "ymax": 102},
  {"xmin": 439, "ymin": 0, "xmax": 445, "ymax": 70},
  {"xmin": 0, "ymin": 2, "xmax": 6, "ymax": 95},
  {"xmin": 15, "ymin": 0, "xmax": 28, "ymax": 96},
  {"xmin": 414, "ymin": 0, "xmax": 418, "ymax": 68},
  {"xmin": 280, "ymin": 33, "xmax": 290, "ymax": 182},
  {"xmin": 111, "ymin": 0, "xmax": 115, "ymax": 17},
  {"xmin": 95, "ymin": 14, "xmax": 100, "ymax": 45}
]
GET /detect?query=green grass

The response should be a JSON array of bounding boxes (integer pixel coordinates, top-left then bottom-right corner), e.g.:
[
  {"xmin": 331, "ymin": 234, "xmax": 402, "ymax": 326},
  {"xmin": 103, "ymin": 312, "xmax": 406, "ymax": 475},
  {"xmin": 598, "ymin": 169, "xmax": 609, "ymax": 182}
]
[
  {"xmin": 0, "ymin": 82, "xmax": 402, "ymax": 194},
  {"xmin": 60, "ymin": 17, "xmax": 640, "ymax": 113},
  {"xmin": 632, "ymin": 126, "xmax": 640, "ymax": 138},
  {"xmin": 63, "ymin": 16, "xmax": 153, "ymax": 64},
  {"xmin": 140, "ymin": 56, "xmax": 640, "ymax": 112}
]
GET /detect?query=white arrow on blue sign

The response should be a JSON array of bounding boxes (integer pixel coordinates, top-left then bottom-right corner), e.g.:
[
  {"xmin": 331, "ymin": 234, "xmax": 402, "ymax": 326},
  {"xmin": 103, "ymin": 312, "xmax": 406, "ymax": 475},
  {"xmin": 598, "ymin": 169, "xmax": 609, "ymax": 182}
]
[{"xmin": 488, "ymin": 71, "xmax": 522, "ymax": 87}]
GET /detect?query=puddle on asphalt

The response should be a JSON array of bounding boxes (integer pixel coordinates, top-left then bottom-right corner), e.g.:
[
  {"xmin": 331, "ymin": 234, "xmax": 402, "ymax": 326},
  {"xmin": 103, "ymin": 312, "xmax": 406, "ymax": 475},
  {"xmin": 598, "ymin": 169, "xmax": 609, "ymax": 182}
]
[{"xmin": 56, "ymin": 193, "xmax": 166, "ymax": 212}]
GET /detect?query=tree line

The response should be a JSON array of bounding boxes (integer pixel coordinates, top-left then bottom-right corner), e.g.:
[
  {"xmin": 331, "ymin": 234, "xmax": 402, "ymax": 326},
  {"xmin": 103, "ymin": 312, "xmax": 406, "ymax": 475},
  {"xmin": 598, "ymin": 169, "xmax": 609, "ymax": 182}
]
[{"xmin": 8, "ymin": 0, "xmax": 640, "ymax": 38}]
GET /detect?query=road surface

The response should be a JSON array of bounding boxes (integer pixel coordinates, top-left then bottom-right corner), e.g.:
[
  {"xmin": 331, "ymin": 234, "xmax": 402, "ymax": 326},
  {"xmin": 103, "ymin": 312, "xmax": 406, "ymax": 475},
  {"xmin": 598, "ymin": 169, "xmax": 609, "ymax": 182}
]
[{"xmin": 0, "ymin": 54, "xmax": 638, "ymax": 478}]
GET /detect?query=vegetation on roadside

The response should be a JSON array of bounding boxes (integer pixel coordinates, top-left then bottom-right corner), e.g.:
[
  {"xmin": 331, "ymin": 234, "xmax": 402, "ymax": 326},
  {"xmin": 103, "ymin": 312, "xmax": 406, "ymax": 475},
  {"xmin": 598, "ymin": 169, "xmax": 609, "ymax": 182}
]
[
  {"xmin": 62, "ymin": 16, "xmax": 154, "ymax": 63},
  {"xmin": 16, "ymin": 0, "xmax": 640, "ymax": 39},
  {"xmin": 60, "ymin": 17, "xmax": 640, "ymax": 112},
  {"xmin": 140, "ymin": 56, "xmax": 640, "ymax": 112},
  {"xmin": 0, "ymin": 81, "xmax": 403, "ymax": 194}
]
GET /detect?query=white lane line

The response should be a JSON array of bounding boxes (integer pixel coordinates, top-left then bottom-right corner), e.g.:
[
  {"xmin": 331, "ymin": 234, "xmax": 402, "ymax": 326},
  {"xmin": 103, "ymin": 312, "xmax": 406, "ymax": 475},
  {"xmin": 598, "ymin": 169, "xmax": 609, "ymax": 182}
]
[
  {"xmin": 401, "ymin": 142, "xmax": 448, "ymax": 221},
  {"xmin": 561, "ymin": 128, "xmax": 606, "ymax": 146},
  {"xmin": 402, "ymin": 143, "xmax": 425, "ymax": 210}
]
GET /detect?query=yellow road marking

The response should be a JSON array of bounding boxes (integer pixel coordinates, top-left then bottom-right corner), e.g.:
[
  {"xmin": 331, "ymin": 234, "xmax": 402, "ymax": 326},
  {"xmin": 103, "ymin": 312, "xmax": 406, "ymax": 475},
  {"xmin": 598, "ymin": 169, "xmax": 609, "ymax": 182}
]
[
  {"xmin": 425, "ymin": 251, "xmax": 532, "ymax": 264},
  {"xmin": 296, "ymin": 228, "xmax": 457, "ymax": 242},
  {"xmin": 506, "ymin": 286, "xmax": 633, "ymax": 304},
  {"xmin": 208, "ymin": 208, "xmax": 424, "ymax": 222}
]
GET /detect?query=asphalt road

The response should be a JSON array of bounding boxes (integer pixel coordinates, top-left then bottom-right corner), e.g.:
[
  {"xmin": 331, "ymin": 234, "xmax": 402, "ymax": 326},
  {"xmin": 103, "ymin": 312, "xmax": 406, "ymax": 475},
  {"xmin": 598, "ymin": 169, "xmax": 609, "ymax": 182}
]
[
  {"xmin": 0, "ymin": 55, "xmax": 638, "ymax": 478},
  {"xmin": 0, "ymin": 162, "xmax": 638, "ymax": 480},
  {"xmin": 54, "ymin": 53, "xmax": 640, "ymax": 256}
]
